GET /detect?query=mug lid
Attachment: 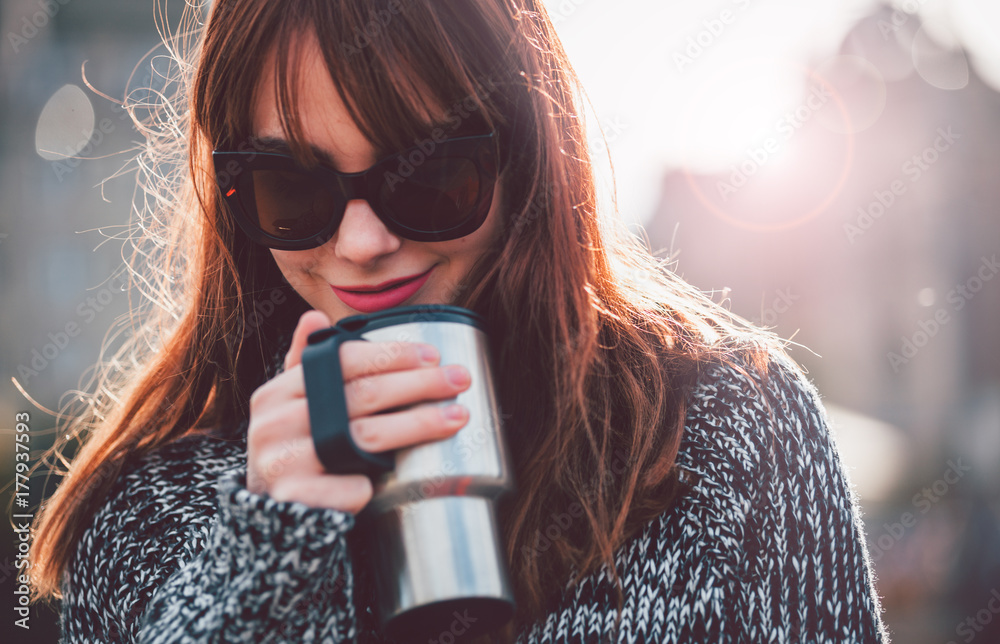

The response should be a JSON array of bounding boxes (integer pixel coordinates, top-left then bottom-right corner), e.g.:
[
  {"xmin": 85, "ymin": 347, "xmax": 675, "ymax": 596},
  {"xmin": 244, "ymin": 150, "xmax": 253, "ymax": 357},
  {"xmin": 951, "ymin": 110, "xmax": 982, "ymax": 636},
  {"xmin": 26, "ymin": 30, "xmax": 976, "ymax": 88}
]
[{"xmin": 308, "ymin": 305, "xmax": 486, "ymax": 345}]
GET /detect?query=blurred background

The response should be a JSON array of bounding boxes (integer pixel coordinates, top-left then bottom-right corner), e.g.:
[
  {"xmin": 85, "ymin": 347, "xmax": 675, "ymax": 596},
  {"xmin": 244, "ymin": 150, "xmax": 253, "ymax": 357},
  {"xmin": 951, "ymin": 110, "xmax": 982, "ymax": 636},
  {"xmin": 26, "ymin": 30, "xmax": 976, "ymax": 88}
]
[{"xmin": 1, "ymin": 0, "xmax": 998, "ymax": 642}]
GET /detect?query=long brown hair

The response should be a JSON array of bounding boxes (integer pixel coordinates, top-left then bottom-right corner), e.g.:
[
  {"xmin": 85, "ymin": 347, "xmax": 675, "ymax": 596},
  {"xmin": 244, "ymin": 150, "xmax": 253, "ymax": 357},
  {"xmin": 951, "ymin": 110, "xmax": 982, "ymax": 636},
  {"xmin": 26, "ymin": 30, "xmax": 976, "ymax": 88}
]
[{"xmin": 30, "ymin": 0, "xmax": 787, "ymax": 638}]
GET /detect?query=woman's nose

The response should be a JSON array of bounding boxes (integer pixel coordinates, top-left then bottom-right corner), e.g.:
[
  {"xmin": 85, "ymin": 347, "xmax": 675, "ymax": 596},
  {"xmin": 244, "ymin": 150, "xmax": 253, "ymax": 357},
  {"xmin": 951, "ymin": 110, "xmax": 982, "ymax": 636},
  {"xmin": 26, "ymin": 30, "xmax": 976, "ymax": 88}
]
[{"xmin": 333, "ymin": 199, "xmax": 402, "ymax": 265}]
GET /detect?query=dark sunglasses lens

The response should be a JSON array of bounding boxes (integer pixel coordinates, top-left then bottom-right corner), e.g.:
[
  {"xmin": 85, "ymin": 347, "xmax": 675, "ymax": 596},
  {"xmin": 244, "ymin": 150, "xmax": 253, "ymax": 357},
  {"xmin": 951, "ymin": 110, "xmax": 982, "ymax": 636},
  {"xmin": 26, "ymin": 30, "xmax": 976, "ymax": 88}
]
[
  {"xmin": 239, "ymin": 169, "xmax": 339, "ymax": 241},
  {"xmin": 380, "ymin": 157, "xmax": 485, "ymax": 232}
]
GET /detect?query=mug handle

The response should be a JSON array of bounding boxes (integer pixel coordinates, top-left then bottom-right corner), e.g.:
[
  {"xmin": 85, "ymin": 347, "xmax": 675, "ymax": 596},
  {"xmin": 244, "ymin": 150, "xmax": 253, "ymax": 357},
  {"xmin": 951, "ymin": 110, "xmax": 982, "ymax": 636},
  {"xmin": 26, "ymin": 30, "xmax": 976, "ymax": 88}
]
[{"xmin": 302, "ymin": 326, "xmax": 396, "ymax": 477}]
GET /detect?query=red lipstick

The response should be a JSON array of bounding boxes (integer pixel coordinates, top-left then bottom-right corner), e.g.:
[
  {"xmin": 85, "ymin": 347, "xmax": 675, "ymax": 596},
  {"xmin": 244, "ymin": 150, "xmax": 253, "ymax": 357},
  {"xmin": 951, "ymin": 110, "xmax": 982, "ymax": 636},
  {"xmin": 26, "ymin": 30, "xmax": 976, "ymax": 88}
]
[{"xmin": 331, "ymin": 267, "xmax": 434, "ymax": 313}]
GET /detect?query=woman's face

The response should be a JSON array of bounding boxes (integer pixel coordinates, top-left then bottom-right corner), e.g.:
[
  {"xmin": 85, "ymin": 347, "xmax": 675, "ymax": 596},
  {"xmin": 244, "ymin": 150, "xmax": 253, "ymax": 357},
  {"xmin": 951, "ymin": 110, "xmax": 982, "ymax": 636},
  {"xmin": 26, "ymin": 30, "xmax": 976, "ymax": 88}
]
[{"xmin": 251, "ymin": 33, "xmax": 504, "ymax": 324}]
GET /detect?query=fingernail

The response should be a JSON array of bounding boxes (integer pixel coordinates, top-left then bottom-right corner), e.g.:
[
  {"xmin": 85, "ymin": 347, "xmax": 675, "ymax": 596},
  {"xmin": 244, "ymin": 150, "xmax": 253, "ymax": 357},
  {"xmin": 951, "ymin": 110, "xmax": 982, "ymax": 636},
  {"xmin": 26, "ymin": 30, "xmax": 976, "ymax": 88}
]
[
  {"xmin": 420, "ymin": 344, "xmax": 441, "ymax": 364},
  {"xmin": 419, "ymin": 345, "xmax": 439, "ymax": 364},
  {"xmin": 446, "ymin": 365, "xmax": 470, "ymax": 387},
  {"xmin": 443, "ymin": 404, "xmax": 466, "ymax": 421}
]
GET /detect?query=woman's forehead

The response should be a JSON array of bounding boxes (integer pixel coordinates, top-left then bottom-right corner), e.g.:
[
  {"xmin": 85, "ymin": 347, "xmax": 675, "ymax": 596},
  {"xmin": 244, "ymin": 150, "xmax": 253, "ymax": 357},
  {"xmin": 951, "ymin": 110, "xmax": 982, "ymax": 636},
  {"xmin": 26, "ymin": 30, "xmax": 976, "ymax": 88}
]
[{"xmin": 251, "ymin": 29, "xmax": 450, "ymax": 142}]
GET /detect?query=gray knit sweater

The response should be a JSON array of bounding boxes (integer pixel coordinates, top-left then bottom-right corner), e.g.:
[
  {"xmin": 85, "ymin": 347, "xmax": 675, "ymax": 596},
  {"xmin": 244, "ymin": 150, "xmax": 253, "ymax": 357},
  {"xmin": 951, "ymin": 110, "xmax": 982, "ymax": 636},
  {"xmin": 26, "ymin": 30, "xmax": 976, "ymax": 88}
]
[{"xmin": 60, "ymin": 351, "xmax": 890, "ymax": 643}]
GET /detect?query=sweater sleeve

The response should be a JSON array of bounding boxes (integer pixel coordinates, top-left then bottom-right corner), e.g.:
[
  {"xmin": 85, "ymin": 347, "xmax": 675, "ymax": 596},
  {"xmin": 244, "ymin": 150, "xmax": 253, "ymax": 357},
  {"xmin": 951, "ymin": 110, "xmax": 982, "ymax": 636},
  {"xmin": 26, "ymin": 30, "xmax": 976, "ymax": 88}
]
[
  {"xmin": 135, "ymin": 472, "xmax": 358, "ymax": 643},
  {"xmin": 514, "ymin": 352, "xmax": 890, "ymax": 643},
  {"xmin": 58, "ymin": 436, "xmax": 366, "ymax": 644}
]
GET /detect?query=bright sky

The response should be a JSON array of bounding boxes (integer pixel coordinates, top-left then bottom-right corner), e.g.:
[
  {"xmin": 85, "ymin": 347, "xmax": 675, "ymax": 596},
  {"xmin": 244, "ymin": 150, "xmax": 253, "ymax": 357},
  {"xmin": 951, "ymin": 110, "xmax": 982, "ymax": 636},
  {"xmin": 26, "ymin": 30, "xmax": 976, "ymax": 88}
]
[{"xmin": 542, "ymin": 0, "xmax": 1000, "ymax": 225}]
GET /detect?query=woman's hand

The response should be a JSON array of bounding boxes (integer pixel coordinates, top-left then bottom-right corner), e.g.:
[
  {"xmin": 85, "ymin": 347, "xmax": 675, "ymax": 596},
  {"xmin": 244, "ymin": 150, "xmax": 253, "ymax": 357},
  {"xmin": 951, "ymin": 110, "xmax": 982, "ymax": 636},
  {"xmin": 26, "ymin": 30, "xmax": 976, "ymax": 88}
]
[{"xmin": 246, "ymin": 310, "xmax": 471, "ymax": 515}]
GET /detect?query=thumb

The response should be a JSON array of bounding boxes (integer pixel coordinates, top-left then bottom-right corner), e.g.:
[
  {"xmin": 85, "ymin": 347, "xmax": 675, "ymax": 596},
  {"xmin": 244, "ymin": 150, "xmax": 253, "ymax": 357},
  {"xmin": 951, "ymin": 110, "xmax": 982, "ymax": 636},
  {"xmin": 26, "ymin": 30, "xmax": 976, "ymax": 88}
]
[{"xmin": 284, "ymin": 310, "xmax": 332, "ymax": 371}]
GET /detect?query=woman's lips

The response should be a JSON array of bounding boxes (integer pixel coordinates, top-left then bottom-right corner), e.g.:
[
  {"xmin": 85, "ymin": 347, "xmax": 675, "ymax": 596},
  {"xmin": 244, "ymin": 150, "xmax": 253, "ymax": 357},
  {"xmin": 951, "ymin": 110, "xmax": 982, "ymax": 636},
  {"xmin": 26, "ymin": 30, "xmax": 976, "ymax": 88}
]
[{"xmin": 330, "ymin": 267, "xmax": 435, "ymax": 313}]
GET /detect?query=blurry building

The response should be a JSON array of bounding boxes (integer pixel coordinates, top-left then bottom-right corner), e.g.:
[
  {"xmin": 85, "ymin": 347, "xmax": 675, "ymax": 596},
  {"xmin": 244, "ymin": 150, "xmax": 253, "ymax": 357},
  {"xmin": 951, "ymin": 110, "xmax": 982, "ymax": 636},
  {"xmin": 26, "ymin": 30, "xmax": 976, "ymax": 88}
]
[{"xmin": 645, "ymin": 7, "xmax": 1000, "ymax": 642}]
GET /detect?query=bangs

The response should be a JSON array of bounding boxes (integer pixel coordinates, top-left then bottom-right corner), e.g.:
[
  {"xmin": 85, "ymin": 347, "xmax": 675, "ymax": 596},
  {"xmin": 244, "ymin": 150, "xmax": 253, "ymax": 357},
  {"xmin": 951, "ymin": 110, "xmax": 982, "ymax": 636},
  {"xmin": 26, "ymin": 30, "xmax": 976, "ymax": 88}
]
[{"xmin": 220, "ymin": 0, "xmax": 508, "ymax": 166}]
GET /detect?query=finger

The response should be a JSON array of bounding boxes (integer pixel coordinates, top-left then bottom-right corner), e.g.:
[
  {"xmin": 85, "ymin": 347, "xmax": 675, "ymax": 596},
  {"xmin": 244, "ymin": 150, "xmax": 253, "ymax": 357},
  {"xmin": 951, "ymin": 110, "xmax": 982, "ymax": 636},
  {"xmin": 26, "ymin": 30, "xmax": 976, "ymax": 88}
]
[
  {"xmin": 269, "ymin": 473, "xmax": 374, "ymax": 515},
  {"xmin": 247, "ymin": 437, "xmax": 322, "ymax": 494},
  {"xmin": 345, "ymin": 364, "xmax": 471, "ymax": 419},
  {"xmin": 285, "ymin": 310, "xmax": 332, "ymax": 371},
  {"xmin": 248, "ymin": 365, "xmax": 308, "ymax": 413},
  {"xmin": 350, "ymin": 402, "xmax": 468, "ymax": 453},
  {"xmin": 339, "ymin": 339, "xmax": 440, "ymax": 382},
  {"xmin": 250, "ymin": 435, "xmax": 324, "ymax": 485},
  {"xmin": 255, "ymin": 338, "xmax": 446, "ymax": 415},
  {"xmin": 247, "ymin": 398, "xmax": 312, "ymax": 455}
]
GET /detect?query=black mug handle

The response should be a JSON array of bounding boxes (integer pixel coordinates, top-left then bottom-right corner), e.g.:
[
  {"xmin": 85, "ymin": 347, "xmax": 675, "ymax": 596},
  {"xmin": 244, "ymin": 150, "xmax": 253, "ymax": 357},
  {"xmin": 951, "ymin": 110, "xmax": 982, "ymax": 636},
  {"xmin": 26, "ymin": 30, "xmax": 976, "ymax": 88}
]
[{"xmin": 302, "ymin": 326, "xmax": 395, "ymax": 477}]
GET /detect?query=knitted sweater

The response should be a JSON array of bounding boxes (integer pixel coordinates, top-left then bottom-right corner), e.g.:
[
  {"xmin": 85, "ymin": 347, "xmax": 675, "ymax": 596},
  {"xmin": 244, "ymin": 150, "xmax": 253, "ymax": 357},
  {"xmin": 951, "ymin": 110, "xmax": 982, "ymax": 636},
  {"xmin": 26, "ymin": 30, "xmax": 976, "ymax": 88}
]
[{"xmin": 59, "ymin": 350, "xmax": 889, "ymax": 643}]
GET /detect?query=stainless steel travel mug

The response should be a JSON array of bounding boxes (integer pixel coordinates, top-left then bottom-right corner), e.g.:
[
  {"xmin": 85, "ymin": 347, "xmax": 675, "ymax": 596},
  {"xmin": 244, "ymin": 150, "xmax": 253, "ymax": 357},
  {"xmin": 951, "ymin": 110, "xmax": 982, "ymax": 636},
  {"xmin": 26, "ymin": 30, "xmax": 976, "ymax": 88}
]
[{"xmin": 301, "ymin": 305, "xmax": 515, "ymax": 641}]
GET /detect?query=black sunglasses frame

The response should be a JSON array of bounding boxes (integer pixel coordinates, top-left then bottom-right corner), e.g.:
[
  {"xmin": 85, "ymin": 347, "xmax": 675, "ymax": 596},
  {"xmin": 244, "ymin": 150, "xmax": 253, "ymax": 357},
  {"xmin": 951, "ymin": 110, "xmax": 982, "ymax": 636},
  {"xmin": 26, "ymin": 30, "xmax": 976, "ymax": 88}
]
[{"xmin": 212, "ymin": 131, "xmax": 500, "ymax": 250}]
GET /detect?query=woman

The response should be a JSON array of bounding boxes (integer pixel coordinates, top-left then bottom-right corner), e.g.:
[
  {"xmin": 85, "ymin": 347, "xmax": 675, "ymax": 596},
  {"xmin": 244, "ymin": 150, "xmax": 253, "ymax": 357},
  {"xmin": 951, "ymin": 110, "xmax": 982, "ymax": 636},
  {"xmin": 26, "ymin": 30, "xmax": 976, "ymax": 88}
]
[{"xmin": 29, "ymin": 1, "xmax": 889, "ymax": 642}]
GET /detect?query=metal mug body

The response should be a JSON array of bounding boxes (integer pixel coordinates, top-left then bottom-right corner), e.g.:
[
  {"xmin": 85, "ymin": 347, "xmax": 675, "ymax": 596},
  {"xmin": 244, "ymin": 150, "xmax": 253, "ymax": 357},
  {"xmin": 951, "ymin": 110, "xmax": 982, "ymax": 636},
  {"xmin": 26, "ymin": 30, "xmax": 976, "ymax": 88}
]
[
  {"xmin": 302, "ymin": 306, "xmax": 515, "ymax": 640},
  {"xmin": 359, "ymin": 313, "xmax": 511, "ymax": 510}
]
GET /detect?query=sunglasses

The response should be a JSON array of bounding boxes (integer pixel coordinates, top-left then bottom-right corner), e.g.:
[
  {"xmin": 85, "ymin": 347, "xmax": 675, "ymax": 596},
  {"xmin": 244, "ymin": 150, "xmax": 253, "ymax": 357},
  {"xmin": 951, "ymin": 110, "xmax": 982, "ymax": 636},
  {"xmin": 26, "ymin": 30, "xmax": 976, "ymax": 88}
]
[{"xmin": 212, "ymin": 131, "xmax": 500, "ymax": 250}]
